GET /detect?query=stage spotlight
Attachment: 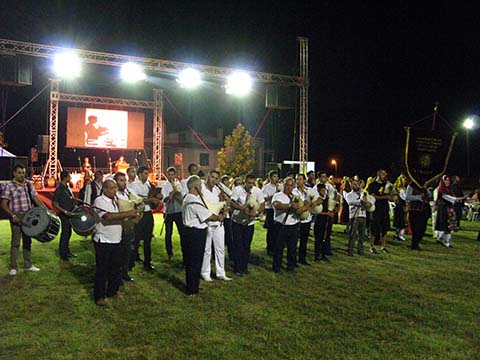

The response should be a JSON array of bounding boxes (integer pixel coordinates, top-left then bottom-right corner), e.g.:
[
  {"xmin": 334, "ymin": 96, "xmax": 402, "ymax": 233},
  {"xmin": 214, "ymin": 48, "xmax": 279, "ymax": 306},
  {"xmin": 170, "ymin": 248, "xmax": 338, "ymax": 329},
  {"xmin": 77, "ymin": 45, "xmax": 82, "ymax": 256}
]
[
  {"xmin": 225, "ymin": 71, "xmax": 253, "ymax": 96},
  {"xmin": 178, "ymin": 68, "xmax": 202, "ymax": 89},
  {"xmin": 53, "ymin": 51, "xmax": 81, "ymax": 78},
  {"xmin": 121, "ymin": 62, "xmax": 146, "ymax": 82}
]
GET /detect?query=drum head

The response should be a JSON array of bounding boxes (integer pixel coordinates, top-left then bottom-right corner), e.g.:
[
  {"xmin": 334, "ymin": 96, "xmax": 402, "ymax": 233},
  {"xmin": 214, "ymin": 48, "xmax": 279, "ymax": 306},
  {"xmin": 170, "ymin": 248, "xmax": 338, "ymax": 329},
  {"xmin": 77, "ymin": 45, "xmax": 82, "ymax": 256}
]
[
  {"xmin": 21, "ymin": 207, "xmax": 50, "ymax": 237},
  {"xmin": 70, "ymin": 206, "xmax": 97, "ymax": 236}
]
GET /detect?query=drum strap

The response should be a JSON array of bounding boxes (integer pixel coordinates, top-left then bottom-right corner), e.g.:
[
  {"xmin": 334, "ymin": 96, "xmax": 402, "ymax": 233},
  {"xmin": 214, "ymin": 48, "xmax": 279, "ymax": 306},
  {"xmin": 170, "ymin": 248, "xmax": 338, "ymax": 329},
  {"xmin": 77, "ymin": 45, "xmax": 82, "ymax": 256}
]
[{"xmin": 25, "ymin": 181, "xmax": 35, "ymax": 209}]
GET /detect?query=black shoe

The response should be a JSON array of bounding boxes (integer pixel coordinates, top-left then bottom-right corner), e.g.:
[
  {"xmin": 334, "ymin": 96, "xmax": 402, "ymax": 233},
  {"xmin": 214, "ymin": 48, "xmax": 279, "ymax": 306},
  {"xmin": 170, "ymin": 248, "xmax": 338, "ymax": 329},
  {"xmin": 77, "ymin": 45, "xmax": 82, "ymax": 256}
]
[
  {"xmin": 381, "ymin": 247, "xmax": 389, "ymax": 253},
  {"xmin": 347, "ymin": 251, "xmax": 354, "ymax": 257},
  {"xmin": 286, "ymin": 268, "xmax": 295, "ymax": 273},
  {"xmin": 135, "ymin": 255, "xmax": 143, "ymax": 262},
  {"xmin": 144, "ymin": 264, "xmax": 155, "ymax": 271},
  {"xmin": 326, "ymin": 251, "xmax": 333, "ymax": 256},
  {"xmin": 411, "ymin": 246, "xmax": 422, "ymax": 251},
  {"xmin": 320, "ymin": 256, "xmax": 329, "ymax": 262},
  {"xmin": 60, "ymin": 256, "xmax": 69, "ymax": 261},
  {"xmin": 67, "ymin": 252, "xmax": 77, "ymax": 258},
  {"xmin": 370, "ymin": 247, "xmax": 378, "ymax": 254},
  {"xmin": 234, "ymin": 272, "xmax": 243, "ymax": 277}
]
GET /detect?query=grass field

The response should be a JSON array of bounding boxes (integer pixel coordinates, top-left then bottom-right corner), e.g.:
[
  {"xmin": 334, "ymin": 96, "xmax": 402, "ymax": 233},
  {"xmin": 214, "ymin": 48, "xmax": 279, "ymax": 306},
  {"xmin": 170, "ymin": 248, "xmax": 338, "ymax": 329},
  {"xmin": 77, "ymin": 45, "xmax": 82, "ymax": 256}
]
[{"xmin": 1, "ymin": 215, "xmax": 479, "ymax": 360}]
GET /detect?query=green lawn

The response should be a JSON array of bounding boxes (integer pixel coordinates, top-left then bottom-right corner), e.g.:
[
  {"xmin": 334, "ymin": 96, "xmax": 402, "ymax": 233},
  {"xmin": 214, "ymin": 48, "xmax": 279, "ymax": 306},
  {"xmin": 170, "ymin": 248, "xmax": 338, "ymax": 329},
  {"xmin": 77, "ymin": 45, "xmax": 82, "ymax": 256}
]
[{"xmin": 1, "ymin": 215, "xmax": 479, "ymax": 360}]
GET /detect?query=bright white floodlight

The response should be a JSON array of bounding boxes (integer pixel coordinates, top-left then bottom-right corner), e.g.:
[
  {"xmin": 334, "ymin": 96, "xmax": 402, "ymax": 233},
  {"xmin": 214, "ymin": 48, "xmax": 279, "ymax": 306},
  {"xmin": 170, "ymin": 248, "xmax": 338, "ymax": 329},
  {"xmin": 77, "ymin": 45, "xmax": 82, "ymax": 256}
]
[
  {"xmin": 226, "ymin": 71, "xmax": 253, "ymax": 96},
  {"xmin": 463, "ymin": 117, "xmax": 475, "ymax": 130},
  {"xmin": 178, "ymin": 68, "xmax": 202, "ymax": 89},
  {"xmin": 121, "ymin": 62, "xmax": 146, "ymax": 82},
  {"xmin": 53, "ymin": 51, "xmax": 81, "ymax": 78}
]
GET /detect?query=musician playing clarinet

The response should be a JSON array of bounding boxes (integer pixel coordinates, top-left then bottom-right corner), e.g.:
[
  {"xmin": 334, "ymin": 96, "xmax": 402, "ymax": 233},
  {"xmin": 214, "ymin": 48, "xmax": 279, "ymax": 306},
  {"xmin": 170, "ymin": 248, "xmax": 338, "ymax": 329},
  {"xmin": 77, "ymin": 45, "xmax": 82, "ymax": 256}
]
[
  {"xmin": 52, "ymin": 171, "xmax": 76, "ymax": 261},
  {"xmin": 1, "ymin": 164, "xmax": 47, "ymax": 276}
]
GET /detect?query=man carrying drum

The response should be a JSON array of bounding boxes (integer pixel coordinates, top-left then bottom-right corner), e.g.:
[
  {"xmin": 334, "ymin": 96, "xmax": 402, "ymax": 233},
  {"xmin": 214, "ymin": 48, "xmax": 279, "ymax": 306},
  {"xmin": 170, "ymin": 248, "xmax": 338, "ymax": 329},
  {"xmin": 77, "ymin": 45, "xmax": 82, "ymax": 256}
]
[{"xmin": 1, "ymin": 164, "xmax": 48, "ymax": 276}]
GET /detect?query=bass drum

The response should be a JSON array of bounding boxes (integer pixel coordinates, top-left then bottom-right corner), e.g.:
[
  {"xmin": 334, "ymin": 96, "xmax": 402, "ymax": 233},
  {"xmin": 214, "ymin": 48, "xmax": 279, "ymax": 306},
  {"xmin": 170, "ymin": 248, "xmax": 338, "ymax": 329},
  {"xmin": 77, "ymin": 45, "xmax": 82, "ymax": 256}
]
[
  {"xmin": 21, "ymin": 207, "xmax": 60, "ymax": 243},
  {"xmin": 70, "ymin": 206, "xmax": 97, "ymax": 236}
]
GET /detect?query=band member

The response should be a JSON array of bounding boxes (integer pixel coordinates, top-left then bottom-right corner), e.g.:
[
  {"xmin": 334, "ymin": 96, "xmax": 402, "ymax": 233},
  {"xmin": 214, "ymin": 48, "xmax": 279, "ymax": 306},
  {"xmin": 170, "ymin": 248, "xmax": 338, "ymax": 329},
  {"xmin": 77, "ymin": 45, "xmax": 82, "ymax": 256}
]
[
  {"xmin": 272, "ymin": 177, "xmax": 301, "ymax": 273},
  {"xmin": 201, "ymin": 170, "xmax": 232, "ymax": 281},
  {"xmin": 220, "ymin": 175, "xmax": 234, "ymax": 261},
  {"xmin": 451, "ymin": 176, "xmax": 464, "ymax": 229},
  {"xmin": 405, "ymin": 182, "xmax": 429, "ymax": 250},
  {"xmin": 293, "ymin": 173, "xmax": 312, "ymax": 265},
  {"xmin": 435, "ymin": 175, "xmax": 466, "ymax": 248},
  {"xmin": 230, "ymin": 174, "xmax": 265, "ymax": 276},
  {"xmin": 367, "ymin": 169, "xmax": 391, "ymax": 253},
  {"xmin": 161, "ymin": 166, "xmax": 184, "ymax": 261},
  {"xmin": 1, "ymin": 164, "xmax": 47, "ymax": 275},
  {"xmin": 127, "ymin": 166, "xmax": 162, "ymax": 271},
  {"xmin": 126, "ymin": 167, "xmax": 137, "ymax": 184},
  {"xmin": 114, "ymin": 172, "xmax": 139, "ymax": 281},
  {"xmin": 344, "ymin": 179, "xmax": 368, "ymax": 256},
  {"xmin": 84, "ymin": 169, "xmax": 104, "ymax": 205},
  {"xmin": 312, "ymin": 183, "xmax": 334, "ymax": 261},
  {"xmin": 314, "ymin": 170, "xmax": 338, "ymax": 256},
  {"xmin": 262, "ymin": 170, "xmax": 279, "ymax": 256},
  {"xmin": 82, "ymin": 156, "xmax": 92, "ymax": 175},
  {"xmin": 93, "ymin": 179, "xmax": 138, "ymax": 306},
  {"xmin": 306, "ymin": 170, "xmax": 316, "ymax": 188},
  {"xmin": 182, "ymin": 175, "xmax": 224, "ymax": 296},
  {"xmin": 392, "ymin": 174, "xmax": 408, "ymax": 241},
  {"xmin": 52, "ymin": 171, "xmax": 76, "ymax": 261},
  {"xmin": 181, "ymin": 163, "xmax": 199, "ymax": 196}
]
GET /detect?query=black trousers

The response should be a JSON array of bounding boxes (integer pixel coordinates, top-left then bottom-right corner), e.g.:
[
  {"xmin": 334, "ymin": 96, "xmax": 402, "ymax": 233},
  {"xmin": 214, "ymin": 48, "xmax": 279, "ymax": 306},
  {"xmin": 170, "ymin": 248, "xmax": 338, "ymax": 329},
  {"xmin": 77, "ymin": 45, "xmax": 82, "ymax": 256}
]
[
  {"xmin": 134, "ymin": 211, "xmax": 154, "ymax": 266},
  {"xmin": 408, "ymin": 209, "xmax": 428, "ymax": 249},
  {"xmin": 231, "ymin": 221, "xmax": 255, "ymax": 274},
  {"xmin": 264, "ymin": 209, "xmax": 276, "ymax": 255},
  {"xmin": 313, "ymin": 215, "xmax": 332, "ymax": 258},
  {"xmin": 121, "ymin": 228, "xmax": 135, "ymax": 277},
  {"xmin": 273, "ymin": 223, "xmax": 300, "ymax": 272},
  {"xmin": 223, "ymin": 218, "xmax": 233, "ymax": 261},
  {"xmin": 94, "ymin": 242, "xmax": 122, "ymax": 300},
  {"xmin": 165, "ymin": 212, "xmax": 184, "ymax": 257},
  {"xmin": 298, "ymin": 221, "xmax": 311, "ymax": 262},
  {"xmin": 183, "ymin": 226, "xmax": 207, "ymax": 295},
  {"xmin": 454, "ymin": 203, "xmax": 463, "ymax": 228},
  {"xmin": 59, "ymin": 214, "xmax": 72, "ymax": 259}
]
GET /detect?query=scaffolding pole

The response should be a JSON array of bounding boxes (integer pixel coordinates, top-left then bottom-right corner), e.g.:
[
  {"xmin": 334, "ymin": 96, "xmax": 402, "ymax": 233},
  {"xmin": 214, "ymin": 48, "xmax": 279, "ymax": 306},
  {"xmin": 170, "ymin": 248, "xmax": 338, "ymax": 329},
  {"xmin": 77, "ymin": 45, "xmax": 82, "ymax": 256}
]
[{"xmin": 297, "ymin": 37, "xmax": 309, "ymax": 172}]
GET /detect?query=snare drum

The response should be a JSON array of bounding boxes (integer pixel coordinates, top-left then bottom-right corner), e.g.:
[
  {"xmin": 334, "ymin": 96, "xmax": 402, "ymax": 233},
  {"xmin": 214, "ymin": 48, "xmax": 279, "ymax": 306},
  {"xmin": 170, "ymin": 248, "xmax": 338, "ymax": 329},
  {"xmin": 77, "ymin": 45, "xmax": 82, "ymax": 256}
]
[
  {"xmin": 70, "ymin": 206, "xmax": 97, "ymax": 236},
  {"xmin": 21, "ymin": 207, "xmax": 61, "ymax": 243}
]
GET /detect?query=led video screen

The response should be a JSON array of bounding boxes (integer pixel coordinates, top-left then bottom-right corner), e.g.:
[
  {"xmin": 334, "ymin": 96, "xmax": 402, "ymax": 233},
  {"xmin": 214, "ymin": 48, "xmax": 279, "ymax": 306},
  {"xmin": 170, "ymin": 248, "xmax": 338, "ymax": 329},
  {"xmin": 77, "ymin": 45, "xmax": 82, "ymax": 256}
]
[{"xmin": 66, "ymin": 107, "xmax": 145, "ymax": 149}]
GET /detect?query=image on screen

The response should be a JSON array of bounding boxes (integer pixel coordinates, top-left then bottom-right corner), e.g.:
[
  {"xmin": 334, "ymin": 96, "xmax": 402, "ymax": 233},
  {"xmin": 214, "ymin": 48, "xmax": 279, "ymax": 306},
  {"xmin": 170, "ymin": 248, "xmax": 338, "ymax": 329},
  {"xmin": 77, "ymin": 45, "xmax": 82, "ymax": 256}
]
[{"xmin": 66, "ymin": 107, "xmax": 145, "ymax": 149}]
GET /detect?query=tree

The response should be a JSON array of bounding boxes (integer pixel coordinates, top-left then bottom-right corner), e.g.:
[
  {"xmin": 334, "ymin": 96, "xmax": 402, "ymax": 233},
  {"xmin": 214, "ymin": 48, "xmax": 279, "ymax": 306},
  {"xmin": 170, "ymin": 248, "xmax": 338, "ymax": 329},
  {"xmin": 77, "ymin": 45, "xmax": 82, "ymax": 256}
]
[{"xmin": 217, "ymin": 123, "xmax": 255, "ymax": 178}]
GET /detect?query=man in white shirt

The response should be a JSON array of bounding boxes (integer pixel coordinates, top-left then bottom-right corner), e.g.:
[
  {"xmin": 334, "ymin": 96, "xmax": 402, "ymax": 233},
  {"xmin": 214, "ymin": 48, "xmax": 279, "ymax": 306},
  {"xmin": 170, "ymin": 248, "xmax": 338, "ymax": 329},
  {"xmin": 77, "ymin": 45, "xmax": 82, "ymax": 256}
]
[
  {"xmin": 182, "ymin": 175, "xmax": 224, "ymax": 296},
  {"xmin": 230, "ymin": 174, "xmax": 265, "ymax": 276},
  {"xmin": 293, "ymin": 174, "xmax": 313, "ymax": 265},
  {"xmin": 84, "ymin": 169, "xmax": 104, "ymax": 205},
  {"xmin": 262, "ymin": 170, "xmax": 279, "ymax": 256},
  {"xmin": 200, "ymin": 170, "xmax": 232, "ymax": 281},
  {"xmin": 345, "ymin": 179, "xmax": 369, "ymax": 256},
  {"xmin": 315, "ymin": 170, "xmax": 338, "ymax": 256},
  {"xmin": 127, "ymin": 166, "xmax": 162, "ymax": 271},
  {"xmin": 93, "ymin": 179, "xmax": 138, "ymax": 306},
  {"xmin": 161, "ymin": 166, "xmax": 184, "ymax": 261},
  {"xmin": 272, "ymin": 177, "xmax": 301, "ymax": 273},
  {"xmin": 181, "ymin": 163, "xmax": 199, "ymax": 197}
]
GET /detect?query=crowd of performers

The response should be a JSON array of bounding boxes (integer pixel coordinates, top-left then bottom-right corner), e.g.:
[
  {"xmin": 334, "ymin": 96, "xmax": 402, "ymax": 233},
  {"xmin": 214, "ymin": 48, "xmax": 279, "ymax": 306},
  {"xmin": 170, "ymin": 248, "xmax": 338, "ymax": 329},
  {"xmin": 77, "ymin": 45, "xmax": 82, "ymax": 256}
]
[{"xmin": 0, "ymin": 161, "xmax": 475, "ymax": 306}]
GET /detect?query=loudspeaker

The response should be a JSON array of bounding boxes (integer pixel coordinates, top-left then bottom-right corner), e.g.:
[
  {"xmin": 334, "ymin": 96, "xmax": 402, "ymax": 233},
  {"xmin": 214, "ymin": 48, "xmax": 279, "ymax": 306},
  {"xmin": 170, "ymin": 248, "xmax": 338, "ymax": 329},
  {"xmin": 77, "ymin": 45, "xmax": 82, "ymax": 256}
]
[
  {"xmin": 0, "ymin": 156, "xmax": 29, "ymax": 180},
  {"xmin": 265, "ymin": 85, "xmax": 295, "ymax": 109},
  {"xmin": 37, "ymin": 135, "xmax": 49, "ymax": 153},
  {"xmin": 0, "ymin": 55, "xmax": 32, "ymax": 86}
]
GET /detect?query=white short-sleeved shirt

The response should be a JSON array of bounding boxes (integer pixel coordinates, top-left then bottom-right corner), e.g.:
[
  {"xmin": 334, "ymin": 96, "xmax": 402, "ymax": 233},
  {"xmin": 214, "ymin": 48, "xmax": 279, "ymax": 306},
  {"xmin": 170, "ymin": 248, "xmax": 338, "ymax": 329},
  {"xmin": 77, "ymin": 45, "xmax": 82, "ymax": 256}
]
[
  {"xmin": 202, "ymin": 184, "xmax": 222, "ymax": 226},
  {"xmin": 231, "ymin": 185, "xmax": 265, "ymax": 226},
  {"xmin": 272, "ymin": 192, "xmax": 300, "ymax": 226},
  {"xmin": 262, "ymin": 183, "xmax": 278, "ymax": 209},
  {"xmin": 127, "ymin": 180, "xmax": 154, "ymax": 212},
  {"xmin": 94, "ymin": 194, "xmax": 122, "ymax": 244},
  {"xmin": 182, "ymin": 193, "xmax": 212, "ymax": 229},
  {"xmin": 293, "ymin": 187, "xmax": 312, "ymax": 223},
  {"xmin": 161, "ymin": 180, "xmax": 183, "ymax": 214}
]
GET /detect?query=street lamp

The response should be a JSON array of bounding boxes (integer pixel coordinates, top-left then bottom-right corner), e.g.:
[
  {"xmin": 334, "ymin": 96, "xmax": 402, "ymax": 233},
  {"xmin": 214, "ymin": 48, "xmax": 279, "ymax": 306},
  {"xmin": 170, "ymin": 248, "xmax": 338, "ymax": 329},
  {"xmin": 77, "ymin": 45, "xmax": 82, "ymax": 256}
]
[
  {"xmin": 331, "ymin": 159, "xmax": 338, "ymax": 178},
  {"xmin": 463, "ymin": 116, "xmax": 476, "ymax": 177}
]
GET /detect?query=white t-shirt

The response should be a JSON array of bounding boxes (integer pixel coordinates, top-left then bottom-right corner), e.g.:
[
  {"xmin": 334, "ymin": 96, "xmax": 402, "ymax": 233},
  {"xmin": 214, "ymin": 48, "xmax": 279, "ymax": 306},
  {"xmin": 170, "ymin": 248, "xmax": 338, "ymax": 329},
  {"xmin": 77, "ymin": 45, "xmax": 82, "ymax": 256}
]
[
  {"xmin": 272, "ymin": 192, "xmax": 300, "ymax": 226},
  {"xmin": 182, "ymin": 193, "xmax": 212, "ymax": 229},
  {"xmin": 127, "ymin": 179, "xmax": 154, "ymax": 212},
  {"xmin": 94, "ymin": 194, "xmax": 122, "ymax": 244},
  {"xmin": 293, "ymin": 187, "xmax": 312, "ymax": 223},
  {"xmin": 161, "ymin": 180, "xmax": 183, "ymax": 214},
  {"xmin": 262, "ymin": 183, "xmax": 278, "ymax": 209},
  {"xmin": 202, "ymin": 183, "xmax": 222, "ymax": 226},
  {"xmin": 231, "ymin": 185, "xmax": 265, "ymax": 226}
]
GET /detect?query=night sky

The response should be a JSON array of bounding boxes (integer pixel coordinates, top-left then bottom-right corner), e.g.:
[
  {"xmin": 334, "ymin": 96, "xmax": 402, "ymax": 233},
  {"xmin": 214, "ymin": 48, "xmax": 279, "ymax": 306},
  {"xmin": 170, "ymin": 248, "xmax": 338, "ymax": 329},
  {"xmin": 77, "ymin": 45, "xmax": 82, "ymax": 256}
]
[{"xmin": 1, "ymin": 1, "xmax": 480, "ymax": 179}]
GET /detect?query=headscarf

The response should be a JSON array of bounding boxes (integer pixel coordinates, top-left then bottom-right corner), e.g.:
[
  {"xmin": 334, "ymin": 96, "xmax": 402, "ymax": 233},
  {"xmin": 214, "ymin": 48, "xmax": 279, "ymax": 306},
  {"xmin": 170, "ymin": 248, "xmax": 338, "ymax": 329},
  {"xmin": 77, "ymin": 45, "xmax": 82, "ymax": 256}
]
[{"xmin": 437, "ymin": 175, "xmax": 452, "ymax": 195}]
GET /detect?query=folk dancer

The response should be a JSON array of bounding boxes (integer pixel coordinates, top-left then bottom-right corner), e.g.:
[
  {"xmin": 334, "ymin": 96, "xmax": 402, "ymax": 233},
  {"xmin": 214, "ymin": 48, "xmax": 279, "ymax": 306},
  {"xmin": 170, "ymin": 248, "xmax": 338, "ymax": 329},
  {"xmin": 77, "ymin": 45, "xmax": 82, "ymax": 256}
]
[
  {"xmin": 1, "ymin": 164, "xmax": 47, "ymax": 275},
  {"xmin": 83, "ymin": 169, "xmax": 104, "ymax": 205},
  {"xmin": 182, "ymin": 175, "xmax": 225, "ymax": 296},
  {"xmin": 293, "ymin": 173, "xmax": 313, "ymax": 265},
  {"xmin": 344, "ymin": 179, "xmax": 368, "ymax": 256},
  {"xmin": 127, "ymin": 166, "xmax": 162, "ymax": 271},
  {"xmin": 230, "ymin": 174, "xmax": 265, "ymax": 276},
  {"xmin": 262, "ymin": 170, "xmax": 280, "ymax": 256},
  {"xmin": 52, "ymin": 171, "xmax": 77, "ymax": 261},
  {"xmin": 405, "ymin": 182, "xmax": 429, "ymax": 250},
  {"xmin": 200, "ymin": 170, "xmax": 232, "ymax": 281},
  {"xmin": 367, "ymin": 169, "xmax": 391, "ymax": 253},
  {"xmin": 93, "ymin": 179, "xmax": 138, "ymax": 306},
  {"xmin": 161, "ymin": 167, "xmax": 185, "ymax": 261}
]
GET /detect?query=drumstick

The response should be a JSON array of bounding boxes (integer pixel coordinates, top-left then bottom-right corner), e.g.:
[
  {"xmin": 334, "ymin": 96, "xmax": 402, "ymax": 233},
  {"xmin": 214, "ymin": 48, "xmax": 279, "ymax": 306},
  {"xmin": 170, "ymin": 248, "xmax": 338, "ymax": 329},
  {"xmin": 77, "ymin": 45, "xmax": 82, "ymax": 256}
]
[{"xmin": 74, "ymin": 198, "xmax": 110, "ymax": 213}]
